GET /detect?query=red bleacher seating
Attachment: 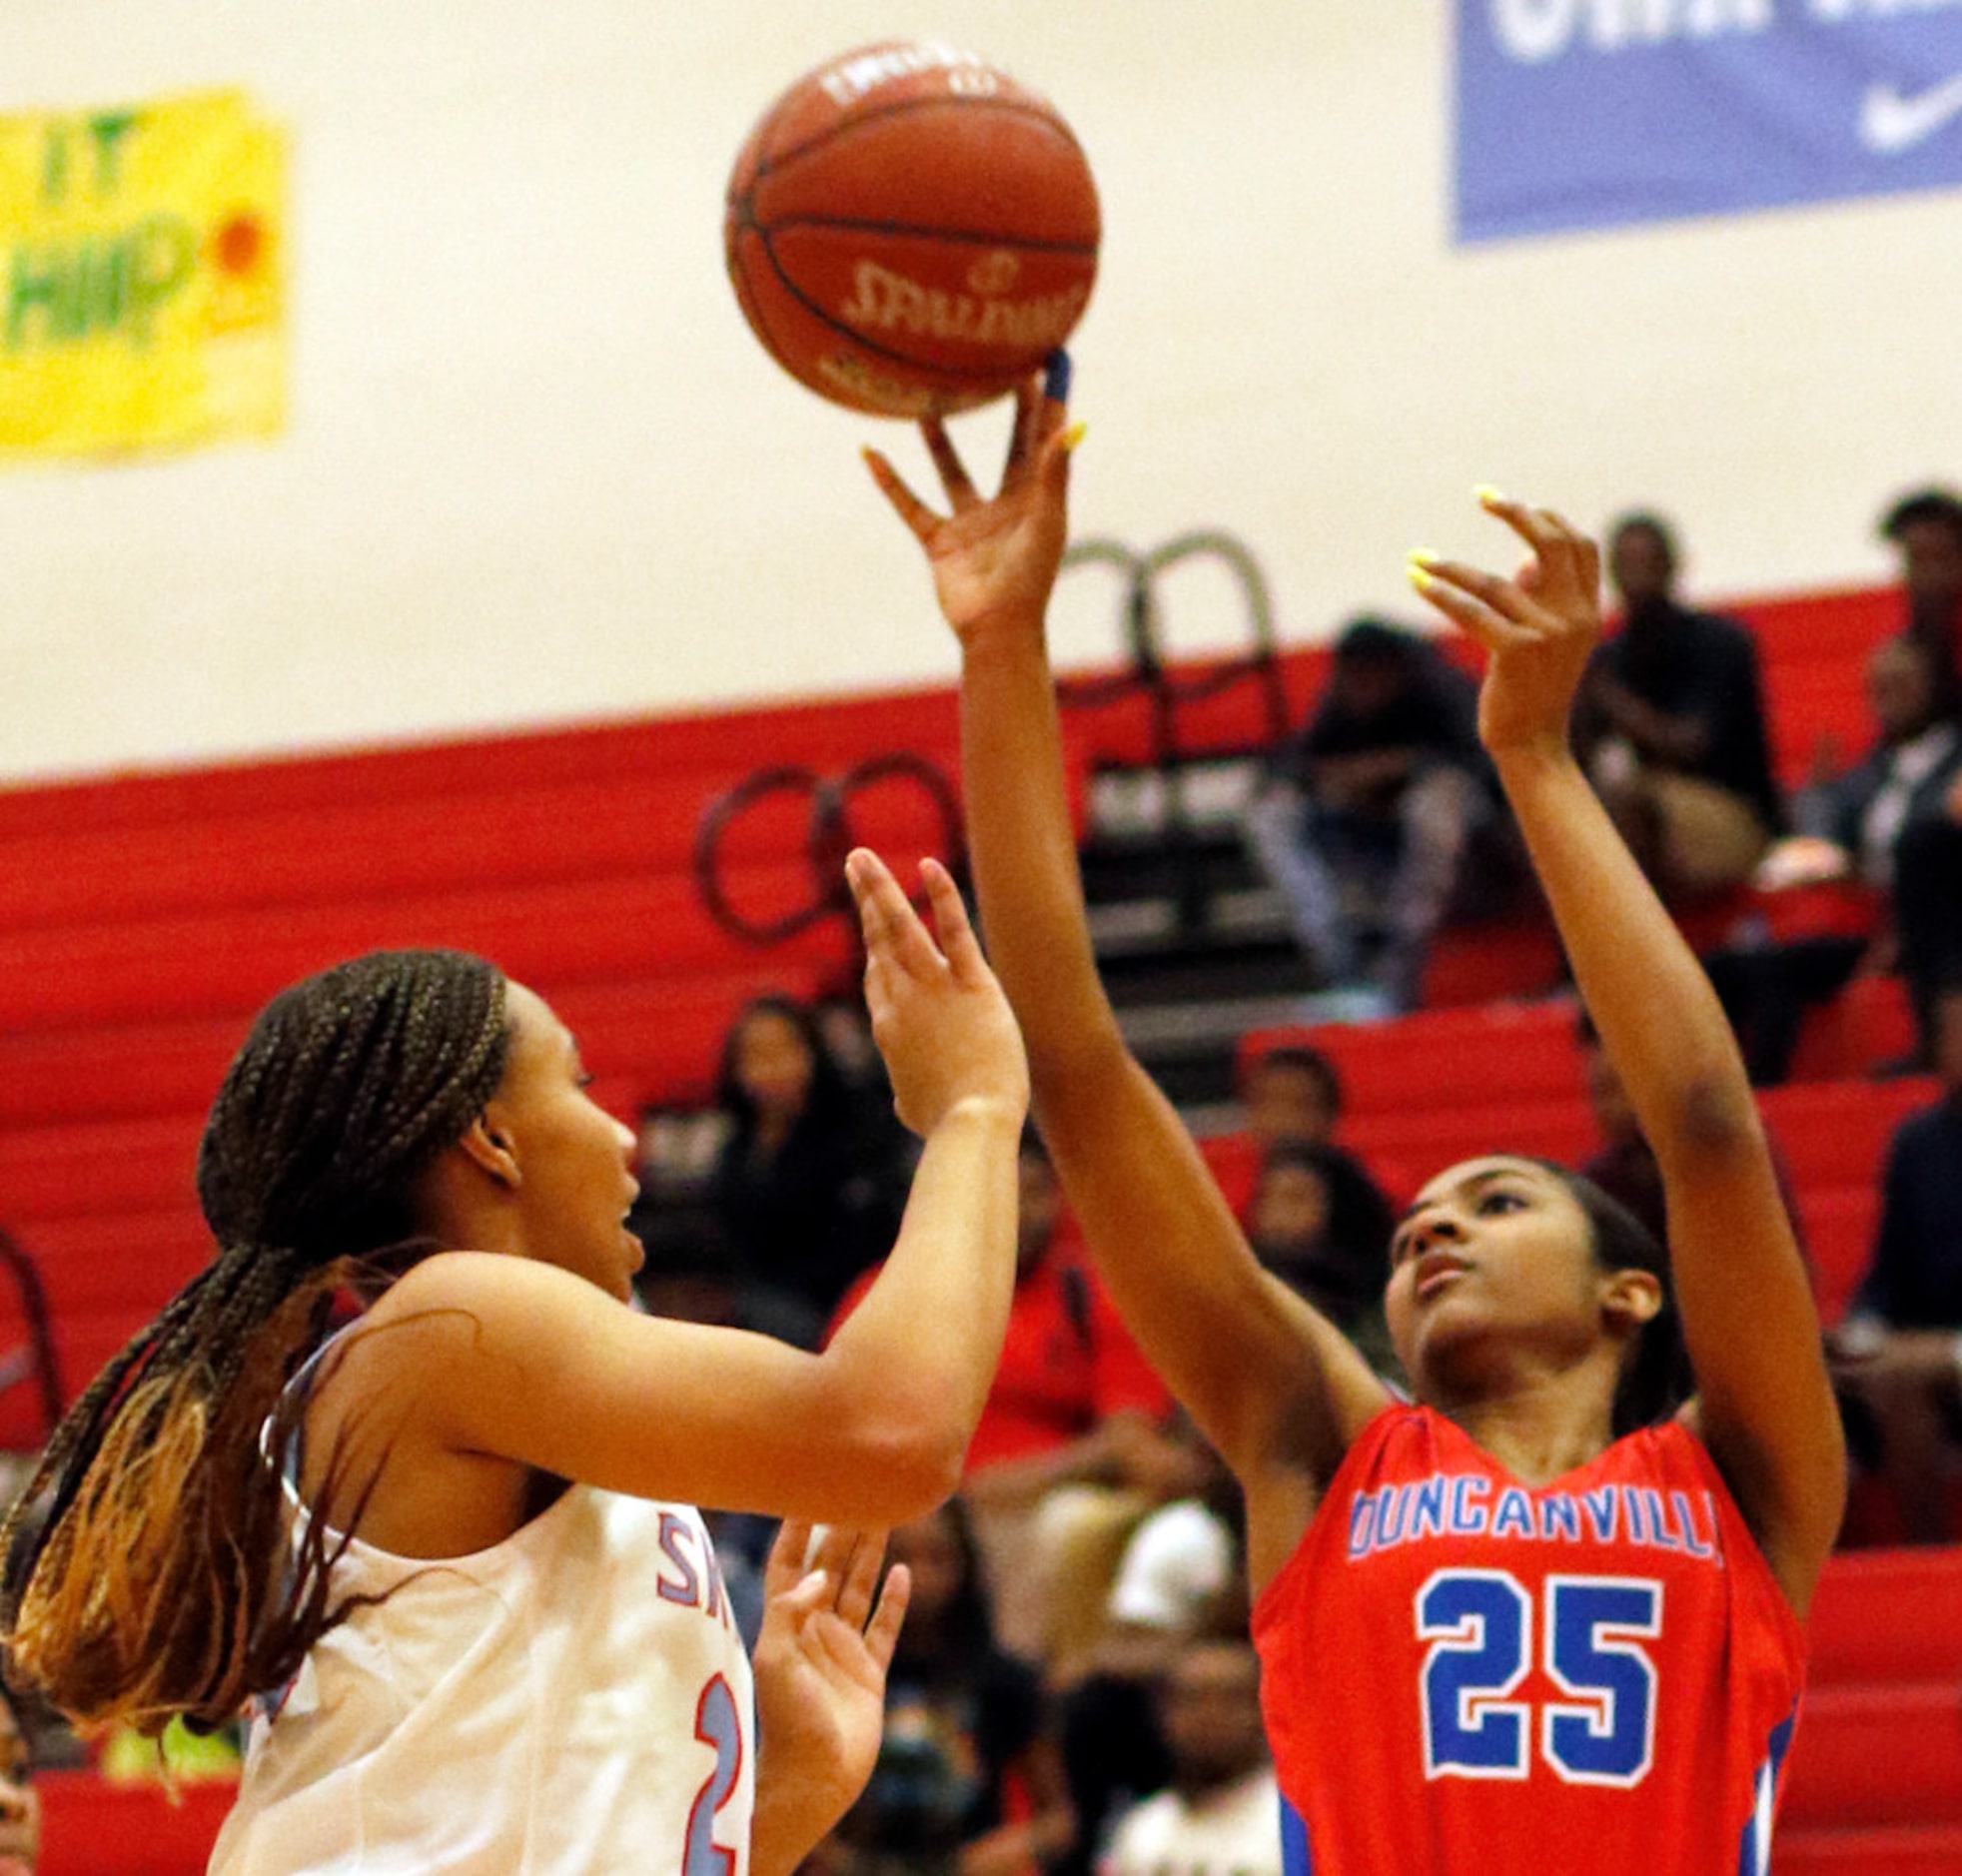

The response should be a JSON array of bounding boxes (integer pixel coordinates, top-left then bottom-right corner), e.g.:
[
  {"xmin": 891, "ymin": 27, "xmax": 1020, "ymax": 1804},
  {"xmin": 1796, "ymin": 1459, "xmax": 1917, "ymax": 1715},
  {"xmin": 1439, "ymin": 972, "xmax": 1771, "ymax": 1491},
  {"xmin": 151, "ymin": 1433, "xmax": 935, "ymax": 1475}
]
[
  {"xmin": 1780, "ymin": 1546, "xmax": 1962, "ymax": 1867},
  {"xmin": 0, "ymin": 577, "xmax": 1938, "ymax": 1866},
  {"xmin": 0, "ymin": 684, "xmax": 996, "ymax": 1448},
  {"xmin": 36, "ymin": 1768, "xmax": 234, "ymax": 1875}
]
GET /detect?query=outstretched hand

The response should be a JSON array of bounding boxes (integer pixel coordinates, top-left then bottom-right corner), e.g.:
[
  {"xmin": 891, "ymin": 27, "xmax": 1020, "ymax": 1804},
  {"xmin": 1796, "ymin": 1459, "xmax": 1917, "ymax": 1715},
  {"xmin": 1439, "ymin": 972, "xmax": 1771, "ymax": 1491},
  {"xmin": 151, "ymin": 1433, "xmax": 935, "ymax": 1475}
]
[
  {"xmin": 847, "ymin": 847, "xmax": 1030, "ymax": 1138},
  {"xmin": 1406, "ymin": 490, "xmax": 1603, "ymax": 757},
  {"xmin": 750, "ymin": 1521, "xmax": 910, "ymax": 1870},
  {"xmin": 863, "ymin": 371, "xmax": 1080, "ymax": 647}
]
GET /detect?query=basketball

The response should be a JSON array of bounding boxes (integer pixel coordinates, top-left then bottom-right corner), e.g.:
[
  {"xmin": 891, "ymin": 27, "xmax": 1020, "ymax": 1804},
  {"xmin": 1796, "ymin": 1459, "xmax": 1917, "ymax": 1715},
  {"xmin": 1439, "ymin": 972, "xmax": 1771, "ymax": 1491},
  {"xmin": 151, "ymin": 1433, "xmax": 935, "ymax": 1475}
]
[{"xmin": 724, "ymin": 41, "xmax": 1100, "ymax": 418}]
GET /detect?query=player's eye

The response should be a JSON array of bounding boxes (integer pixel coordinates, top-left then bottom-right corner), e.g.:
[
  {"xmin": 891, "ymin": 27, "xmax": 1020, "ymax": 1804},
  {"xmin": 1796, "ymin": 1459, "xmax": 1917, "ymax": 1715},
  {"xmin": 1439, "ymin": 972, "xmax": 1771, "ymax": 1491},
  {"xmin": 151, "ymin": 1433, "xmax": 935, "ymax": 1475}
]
[{"xmin": 1476, "ymin": 1188, "xmax": 1525, "ymax": 1217}]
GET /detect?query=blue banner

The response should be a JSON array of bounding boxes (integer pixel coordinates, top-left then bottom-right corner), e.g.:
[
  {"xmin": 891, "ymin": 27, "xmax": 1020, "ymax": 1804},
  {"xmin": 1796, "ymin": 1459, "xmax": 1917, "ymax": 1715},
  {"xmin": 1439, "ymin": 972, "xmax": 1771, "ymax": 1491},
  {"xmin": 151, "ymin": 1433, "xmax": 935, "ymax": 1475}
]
[{"xmin": 1455, "ymin": 1, "xmax": 1962, "ymax": 243}]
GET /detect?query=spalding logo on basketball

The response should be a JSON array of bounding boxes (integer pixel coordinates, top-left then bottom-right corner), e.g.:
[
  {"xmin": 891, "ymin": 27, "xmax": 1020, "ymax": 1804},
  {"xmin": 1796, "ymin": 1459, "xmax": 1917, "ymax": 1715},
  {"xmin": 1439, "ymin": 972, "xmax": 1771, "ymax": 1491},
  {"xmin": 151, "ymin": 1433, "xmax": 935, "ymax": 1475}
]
[{"xmin": 725, "ymin": 41, "xmax": 1101, "ymax": 418}]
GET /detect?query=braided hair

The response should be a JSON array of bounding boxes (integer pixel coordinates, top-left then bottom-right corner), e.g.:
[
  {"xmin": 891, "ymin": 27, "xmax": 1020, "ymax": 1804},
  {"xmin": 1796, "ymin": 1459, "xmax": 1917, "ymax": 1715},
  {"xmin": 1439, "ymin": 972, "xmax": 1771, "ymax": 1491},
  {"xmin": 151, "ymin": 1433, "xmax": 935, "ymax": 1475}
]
[{"xmin": 0, "ymin": 949, "xmax": 509, "ymax": 1736}]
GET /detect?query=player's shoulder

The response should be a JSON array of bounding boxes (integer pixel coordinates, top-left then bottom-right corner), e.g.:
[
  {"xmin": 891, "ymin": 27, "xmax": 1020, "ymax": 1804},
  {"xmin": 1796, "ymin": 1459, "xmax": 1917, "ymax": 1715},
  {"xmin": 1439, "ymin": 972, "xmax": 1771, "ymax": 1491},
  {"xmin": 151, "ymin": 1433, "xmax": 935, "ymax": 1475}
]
[{"xmin": 359, "ymin": 1251, "xmax": 609, "ymax": 1361}]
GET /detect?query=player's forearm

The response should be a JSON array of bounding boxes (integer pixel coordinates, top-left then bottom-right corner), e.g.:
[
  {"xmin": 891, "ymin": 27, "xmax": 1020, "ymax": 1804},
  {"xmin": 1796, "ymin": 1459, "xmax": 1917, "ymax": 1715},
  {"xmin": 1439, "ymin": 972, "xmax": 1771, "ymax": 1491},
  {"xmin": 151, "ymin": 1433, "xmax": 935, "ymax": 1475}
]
[
  {"xmin": 1494, "ymin": 741, "xmax": 1759, "ymax": 1166},
  {"xmin": 958, "ymin": 614, "xmax": 1129, "ymax": 1085},
  {"xmin": 819, "ymin": 1098, "xmax": 1023, "ymax": 1494},
  {"xmin": 748, "ymin": 1755, "xmax": 849, "ymax": 1876},
  {"xmin": 956, "ymin": 612, "xmax": 1374, "ymax": 1478}
]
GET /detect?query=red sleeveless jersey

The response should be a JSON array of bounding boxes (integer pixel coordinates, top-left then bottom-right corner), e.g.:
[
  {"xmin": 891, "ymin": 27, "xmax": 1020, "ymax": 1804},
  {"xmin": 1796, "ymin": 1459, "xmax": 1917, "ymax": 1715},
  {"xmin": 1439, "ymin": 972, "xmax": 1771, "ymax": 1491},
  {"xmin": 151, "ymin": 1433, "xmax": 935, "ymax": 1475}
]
[{"xmin": 1251, "ymin": 1404, "xmax": 1804, "ymax": 1875}]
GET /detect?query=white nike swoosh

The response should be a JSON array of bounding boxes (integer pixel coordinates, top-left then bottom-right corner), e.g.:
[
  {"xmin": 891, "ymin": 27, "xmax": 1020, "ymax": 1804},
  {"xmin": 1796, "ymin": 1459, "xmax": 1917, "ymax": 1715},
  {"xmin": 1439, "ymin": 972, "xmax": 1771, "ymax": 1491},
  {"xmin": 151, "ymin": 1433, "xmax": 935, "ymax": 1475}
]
[{"xmin": 1859, "ymin": 72, "xmax": 1962, "ymax": 155}]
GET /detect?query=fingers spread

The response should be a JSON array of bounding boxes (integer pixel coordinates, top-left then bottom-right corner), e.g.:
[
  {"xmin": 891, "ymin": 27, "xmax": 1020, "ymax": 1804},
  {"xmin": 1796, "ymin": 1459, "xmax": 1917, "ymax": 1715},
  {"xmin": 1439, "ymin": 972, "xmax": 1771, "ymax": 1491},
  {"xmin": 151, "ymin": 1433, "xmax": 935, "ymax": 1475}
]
[
  {"xmin": 919, "ymin": 859, "xmax": 984, "ymax": 981},
  {"xmin": 861, "ymin": 1560, "xmax": 911, "ymax": 1671},
  {"xmin": 1408, "ymin": 557, "xmax": 1535, "ymax": 651},
  {"xmin": 1477, "ymin": 487, "xmax": 1593, "ymax": 598},
  {"xmin": 764, "ymin": 1518, "xmax": 816, "ymax": 1599},
  {"xmin": 833, "ymin": 1527, "xmax": 887, "ymax": 1632},
  {"xmin": 863, "ymin": 449, "xmax": 940, "ymax": 543},
  {"xmin": 922, "ymin": 418, "xmax": 979, "ymax": 509},
  {"xmin": 852, "ymin": 852, "xmax": 948, "ymax": 982},
  {"xmin": 1004, "ymin": 377, "xmax": 1042, "ymax": 485}
]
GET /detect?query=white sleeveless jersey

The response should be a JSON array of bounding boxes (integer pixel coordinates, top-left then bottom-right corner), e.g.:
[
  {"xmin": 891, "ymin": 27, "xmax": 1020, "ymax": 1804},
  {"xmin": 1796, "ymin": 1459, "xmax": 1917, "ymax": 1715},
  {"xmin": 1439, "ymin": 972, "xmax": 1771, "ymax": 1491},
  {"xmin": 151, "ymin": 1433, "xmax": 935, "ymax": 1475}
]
[{"xmin": 210, "ymin": 1484, "xmax": 755, "ymax": 1875}]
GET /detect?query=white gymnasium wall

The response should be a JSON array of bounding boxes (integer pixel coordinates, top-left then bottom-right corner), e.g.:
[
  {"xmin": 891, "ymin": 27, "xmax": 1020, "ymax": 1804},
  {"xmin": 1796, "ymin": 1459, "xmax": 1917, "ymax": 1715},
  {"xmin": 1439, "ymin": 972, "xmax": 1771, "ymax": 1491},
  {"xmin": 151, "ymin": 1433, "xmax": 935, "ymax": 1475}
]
[{"xmin": 1, "ymin": 3, "xmax": 1953, "ymax": 780}]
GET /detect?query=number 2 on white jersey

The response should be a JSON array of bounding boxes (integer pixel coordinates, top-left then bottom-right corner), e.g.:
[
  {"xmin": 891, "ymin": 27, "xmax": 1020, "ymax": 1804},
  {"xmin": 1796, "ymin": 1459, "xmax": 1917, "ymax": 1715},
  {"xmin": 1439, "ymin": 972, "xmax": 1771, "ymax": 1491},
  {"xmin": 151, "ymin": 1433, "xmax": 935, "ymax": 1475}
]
[
  {"xmin": 1417, "ymin": 1569, "xmax": 1661, "ymax": 1787},
  {"xmin": 683, "ymin": 1675, "xmax": 744, "ymax": 1876}
]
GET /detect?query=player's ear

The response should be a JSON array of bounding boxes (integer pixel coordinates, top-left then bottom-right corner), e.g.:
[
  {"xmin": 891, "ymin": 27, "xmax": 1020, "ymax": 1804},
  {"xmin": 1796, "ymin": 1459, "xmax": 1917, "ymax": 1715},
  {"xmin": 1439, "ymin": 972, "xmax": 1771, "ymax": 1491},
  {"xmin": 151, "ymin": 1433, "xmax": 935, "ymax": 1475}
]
[
  {"xmin": 456, "ymin": 1112, "xmax": 521, "ymax": 1190},
  {"xmin": 1600, "ymin": 1268, "xmax": 1662, "ymax": 1334}
]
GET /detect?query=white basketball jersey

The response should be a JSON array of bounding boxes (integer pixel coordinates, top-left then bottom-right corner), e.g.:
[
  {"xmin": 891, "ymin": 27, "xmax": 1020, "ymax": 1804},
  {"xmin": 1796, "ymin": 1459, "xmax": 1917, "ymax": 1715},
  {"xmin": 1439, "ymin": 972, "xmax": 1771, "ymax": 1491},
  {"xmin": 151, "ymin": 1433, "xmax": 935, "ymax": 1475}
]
[{"xmin": 210, "ymin": 1484, "xmax": 755, "ymax": 1874}]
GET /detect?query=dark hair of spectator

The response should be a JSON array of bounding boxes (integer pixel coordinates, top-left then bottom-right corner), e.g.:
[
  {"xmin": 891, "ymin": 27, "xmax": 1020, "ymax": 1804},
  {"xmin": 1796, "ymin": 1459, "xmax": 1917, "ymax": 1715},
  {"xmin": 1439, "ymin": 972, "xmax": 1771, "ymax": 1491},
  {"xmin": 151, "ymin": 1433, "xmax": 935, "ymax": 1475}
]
[
  {"xmin": 894, "ymin": 1496, "xmax": 998, "ymax": 1673},
  {"xmin": 1880, "ymin": 487, "xmax": 1962, "ymax": 548},
  {"xmin": 1333, "ymin": 615, "xmax": 1418, "ymax": 667},
  {"xmin": 1607, "ymin": 510, "xmax": 1680, "ymax": 571}
]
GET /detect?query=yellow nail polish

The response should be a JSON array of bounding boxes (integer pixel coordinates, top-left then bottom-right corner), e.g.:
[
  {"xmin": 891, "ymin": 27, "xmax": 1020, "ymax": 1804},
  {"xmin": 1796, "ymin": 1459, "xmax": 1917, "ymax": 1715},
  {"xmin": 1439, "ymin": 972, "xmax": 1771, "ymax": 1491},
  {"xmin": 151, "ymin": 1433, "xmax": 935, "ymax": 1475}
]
[
  {"xmin": 1407, "ymin": 564, "xmax": 1438, "ymax": 592},
  {"xmin": 1060, "ymin": 421, "xmax": 1088, "ymax": 452},
  {"xmin": 1474, "ymin": 483, "xmax": 1505, "ymax": 505},
  {"xmin": 1408, "ymin": 546, "xmax": 1441, "ymax": 567}
]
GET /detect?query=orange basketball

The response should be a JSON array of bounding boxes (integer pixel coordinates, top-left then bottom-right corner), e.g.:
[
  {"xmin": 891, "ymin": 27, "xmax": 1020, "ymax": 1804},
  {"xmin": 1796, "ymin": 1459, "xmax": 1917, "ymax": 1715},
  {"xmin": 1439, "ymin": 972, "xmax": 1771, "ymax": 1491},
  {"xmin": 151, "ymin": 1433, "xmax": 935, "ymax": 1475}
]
[{"xmin": 724, "ymin": 41, "xmax": 1100, "ymax": 418}]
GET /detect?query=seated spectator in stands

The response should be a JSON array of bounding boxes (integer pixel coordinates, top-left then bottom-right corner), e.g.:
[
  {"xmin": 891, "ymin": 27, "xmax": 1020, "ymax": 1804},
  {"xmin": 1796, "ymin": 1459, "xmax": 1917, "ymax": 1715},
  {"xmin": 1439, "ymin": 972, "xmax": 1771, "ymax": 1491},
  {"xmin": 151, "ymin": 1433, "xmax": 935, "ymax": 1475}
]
[
  {"xmin": 821, "ymin": 1499, "xmax": 1074, "ymax": 1876},
  {"xmin": 1242, "ymin": 615, "xmax": 1516, "ymax": 1013},
  {"xmin": 1239, "ymin": 1042, "xmax": 1339, "ymax": 1155},
  {"xmin": 1880, "ymin": 484, "xmax": 1962, "ymax": 719},
  {"xmin": 1891, "ymin": 778, "xmax": 1962, "ymax": 1075},
  {"xmin": 1098, "ymin": 1432, "xmax": 1243, "ymax": 1672},
  {"xmin": 1573, "ymin": 512, "xmax": 1783, "ymax": 900},
  {"xmin": 829, "ymin": 1133, "xmax": 1182, "ymax": 1661},
  {"xmin": 1099, "ymin": 1640, "xmax": 1280, "ymax": 1876},
  {"xmin": 1707, "ymin": 632, "xmax": 1962, "ymax": 1081},
  {"xmin": 1575, "ymin": 1008, "xmax": 1805, "ymax": 1280},
  {"xmin": 1245, "ymin": 1141, "xmax": 1393, "ymax": 1369},
  {"xmin": 708, "ymin": 992, "xmax": 909, "ymax": 1346},
  {"xmin": 1056, "ymin": 1431, "xmax": 1245, "ymax": 1876},
  {"xmin": 1828, "ymin": 984, "xmax": 1962, "ymax": 1543},
  {"xmin": 0, "ymin": 1678, "xmax": 39, "ymax": 1875},
  {"xmin": 1233, "ymin": 1042, "xmax": 1404, "ymax": 1225}
]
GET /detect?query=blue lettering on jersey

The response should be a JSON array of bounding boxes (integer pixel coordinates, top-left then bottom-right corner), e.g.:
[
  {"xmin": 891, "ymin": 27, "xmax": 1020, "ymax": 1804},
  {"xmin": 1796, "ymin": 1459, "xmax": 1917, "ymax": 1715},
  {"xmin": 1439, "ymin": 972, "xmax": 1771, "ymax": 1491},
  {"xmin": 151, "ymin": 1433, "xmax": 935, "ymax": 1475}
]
[
  {"xmin": 1538, "ymin": 1493, "xmax": 1579, "ymax": 1542},
  {"xmin": 1347, "ymin": 1471, "xmax": 1724, "ymax": 1565},
  {"xmin": 655, "ymin": 1512, "xmax": 740, "ymax": 1631},
  {"xmin": 1491, "ymin": 1487, "xmax": 1535, "ymax": 1540},
  {"xmin": 1450, "ymin": 1474, "xmax": 1490, "ymax": 1535},
  {"xmin": 657, "ymin": 1512, "xmax": 703, "ymax": 1605}
]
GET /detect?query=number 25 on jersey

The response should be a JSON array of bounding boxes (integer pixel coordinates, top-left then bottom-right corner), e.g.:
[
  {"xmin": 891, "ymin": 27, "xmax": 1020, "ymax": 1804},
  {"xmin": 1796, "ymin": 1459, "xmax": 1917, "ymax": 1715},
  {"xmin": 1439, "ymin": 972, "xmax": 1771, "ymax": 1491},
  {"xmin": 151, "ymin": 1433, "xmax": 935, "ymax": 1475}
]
[{"xmin": 1418, "ymin": 1569, "xmax": 1661, "ymax": 1788}]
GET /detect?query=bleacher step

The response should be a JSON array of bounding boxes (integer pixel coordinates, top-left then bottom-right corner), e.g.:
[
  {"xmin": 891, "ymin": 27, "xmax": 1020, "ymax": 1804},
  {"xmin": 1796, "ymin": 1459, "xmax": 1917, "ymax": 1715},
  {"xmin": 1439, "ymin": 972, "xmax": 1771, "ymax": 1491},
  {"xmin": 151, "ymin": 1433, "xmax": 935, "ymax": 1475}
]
[{"xmin": 1775, "ymin": 1823, "xmax": 1962, "ymax": 1874}]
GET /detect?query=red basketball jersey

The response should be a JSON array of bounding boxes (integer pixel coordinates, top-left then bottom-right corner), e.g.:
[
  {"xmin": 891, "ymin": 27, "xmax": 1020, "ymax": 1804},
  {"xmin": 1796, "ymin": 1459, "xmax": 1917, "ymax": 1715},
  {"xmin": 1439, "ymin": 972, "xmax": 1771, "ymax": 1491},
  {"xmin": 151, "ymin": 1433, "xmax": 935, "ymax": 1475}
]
[{"xmin": 1252, "ymin": 1404, "xmax": 1804, "ymax": 1875}]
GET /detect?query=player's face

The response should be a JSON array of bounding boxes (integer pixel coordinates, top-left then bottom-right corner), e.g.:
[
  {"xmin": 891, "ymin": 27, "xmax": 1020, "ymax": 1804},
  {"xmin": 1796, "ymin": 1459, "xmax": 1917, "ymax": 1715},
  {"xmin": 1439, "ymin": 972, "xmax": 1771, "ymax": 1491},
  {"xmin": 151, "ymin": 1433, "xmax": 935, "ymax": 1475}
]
[
  {"xmin": 484, "ymin": 983, "xmax": 643, "ymax": 1301},
  {"xmin": 1384, "ymin": 1157, "xmax": 1603, "ymax": 1398}
]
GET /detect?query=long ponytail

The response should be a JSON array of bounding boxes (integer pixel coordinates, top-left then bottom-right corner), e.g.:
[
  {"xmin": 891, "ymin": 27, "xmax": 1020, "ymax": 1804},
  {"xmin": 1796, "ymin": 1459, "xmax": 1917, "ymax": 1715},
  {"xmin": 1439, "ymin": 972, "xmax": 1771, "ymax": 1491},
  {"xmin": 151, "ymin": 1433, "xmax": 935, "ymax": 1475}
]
[{"xmin": 0, "ymin": 950, "xmax": 508, "ymax": 1735}]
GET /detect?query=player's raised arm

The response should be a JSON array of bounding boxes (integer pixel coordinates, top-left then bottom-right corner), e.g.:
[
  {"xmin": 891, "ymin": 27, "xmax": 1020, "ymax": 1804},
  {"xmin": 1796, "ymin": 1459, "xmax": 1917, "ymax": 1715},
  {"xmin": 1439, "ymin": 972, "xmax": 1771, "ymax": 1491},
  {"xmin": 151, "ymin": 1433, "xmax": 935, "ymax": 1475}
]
[
  {"xmin": 864, "ymin": 376, "xmax": 1391, "ymax": 1568},
  {"xmin": 386, "ymin": 850, "xmax": 1031, "ymax": 1530},
  {"xmin": 1408, "ymin": 494, "xmax": 1846, "ymax": 1612}
]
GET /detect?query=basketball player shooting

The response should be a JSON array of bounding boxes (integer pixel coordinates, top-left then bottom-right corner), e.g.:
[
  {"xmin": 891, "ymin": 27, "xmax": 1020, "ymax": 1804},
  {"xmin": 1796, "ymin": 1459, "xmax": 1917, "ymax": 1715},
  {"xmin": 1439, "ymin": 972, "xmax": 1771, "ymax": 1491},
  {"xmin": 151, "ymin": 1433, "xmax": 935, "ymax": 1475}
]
[{"xmin": 865, "ymin": 372, "xmax": 1847, "ymax": 1874}]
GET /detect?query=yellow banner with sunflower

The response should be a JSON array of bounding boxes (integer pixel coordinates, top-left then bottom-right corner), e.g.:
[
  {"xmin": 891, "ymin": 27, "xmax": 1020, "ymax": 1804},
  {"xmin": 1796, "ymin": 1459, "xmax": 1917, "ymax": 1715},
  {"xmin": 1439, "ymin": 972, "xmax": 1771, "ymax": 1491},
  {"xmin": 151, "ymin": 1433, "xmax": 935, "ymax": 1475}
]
[{"xmin": 0, "ymin": 88, "xmax": 286, "ymax": 461}]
